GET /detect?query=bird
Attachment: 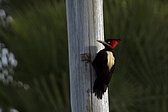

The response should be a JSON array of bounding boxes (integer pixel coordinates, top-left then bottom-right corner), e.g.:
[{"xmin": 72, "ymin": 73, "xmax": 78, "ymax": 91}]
[{"xmin": 92, "ymin": 39, "xmax": 120, "ymax": 99}]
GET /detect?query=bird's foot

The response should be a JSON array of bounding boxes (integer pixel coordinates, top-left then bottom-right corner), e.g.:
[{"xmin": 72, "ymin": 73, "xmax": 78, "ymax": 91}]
[{"xmin": 80, "ymin": 53, "xmax": 91, "ymax": 63}]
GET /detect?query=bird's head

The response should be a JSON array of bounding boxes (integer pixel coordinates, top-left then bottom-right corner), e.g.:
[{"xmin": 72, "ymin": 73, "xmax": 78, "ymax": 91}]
[{"xmin": 97, "ymin": 39, "xmax": 120, "ymax": 50}]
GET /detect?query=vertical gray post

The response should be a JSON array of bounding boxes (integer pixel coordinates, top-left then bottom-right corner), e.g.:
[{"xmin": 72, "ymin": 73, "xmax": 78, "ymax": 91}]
[{"xmin": 66, "ymin": 0, "xmax": 109, "ymax": 112}]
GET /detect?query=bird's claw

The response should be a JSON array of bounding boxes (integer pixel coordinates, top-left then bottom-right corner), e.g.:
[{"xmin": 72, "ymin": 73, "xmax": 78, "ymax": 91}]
[{"xmin": 80, "ymin": 53, "xmax": 91, "ymax": 63}]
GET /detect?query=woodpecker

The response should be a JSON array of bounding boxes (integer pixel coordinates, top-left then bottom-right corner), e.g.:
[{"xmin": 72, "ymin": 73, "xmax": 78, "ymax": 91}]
[{"xmin": 92, "ymin": 39, "xmax": 120, "ymax": 99}]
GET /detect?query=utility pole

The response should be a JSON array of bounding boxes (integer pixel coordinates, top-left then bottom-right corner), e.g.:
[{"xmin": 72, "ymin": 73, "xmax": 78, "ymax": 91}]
[{"xmin": 66, "ymin": 0, "xmax": 109, "ymax": 111}]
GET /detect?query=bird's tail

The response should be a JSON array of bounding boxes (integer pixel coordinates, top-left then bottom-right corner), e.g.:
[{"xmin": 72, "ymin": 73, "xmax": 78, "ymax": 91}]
[{"xmin": 93, "ymin": 78, "xmax": 107, "ymax": 99}]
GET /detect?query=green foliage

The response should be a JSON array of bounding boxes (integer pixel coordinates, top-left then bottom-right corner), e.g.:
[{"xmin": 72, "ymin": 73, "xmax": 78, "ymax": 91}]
[
  {"xmin": 0, "ymin": 2, "xmax": 70, "ymax": 112},
  {"xmin": 8, "ymin": 0, "xmax": 64, "ymax": 12},
  {"xmin": 104, "ymin": 0, "xmax": 168, "ymax": 111}
]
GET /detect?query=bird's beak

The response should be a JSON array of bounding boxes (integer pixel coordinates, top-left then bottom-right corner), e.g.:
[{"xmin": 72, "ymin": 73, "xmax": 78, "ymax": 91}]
[{"xmin": 97, "ymin": 40, "xmax": 111, "ymax": 47}]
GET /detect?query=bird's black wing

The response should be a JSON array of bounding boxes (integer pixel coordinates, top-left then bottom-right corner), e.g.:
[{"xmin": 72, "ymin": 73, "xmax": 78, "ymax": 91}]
[
  {"xmin": 92, "ymin": 50, "xmax": 115, "ymax": 99},
  {"xmin": 92, "ymin": 50, "xmax": 108, "ymax": 77}
]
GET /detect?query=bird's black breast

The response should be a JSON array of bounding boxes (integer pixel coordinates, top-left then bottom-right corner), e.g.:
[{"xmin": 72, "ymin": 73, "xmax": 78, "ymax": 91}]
[
  {"xmin": 92, "ymin": 50, "xmax": 108, "ymax": 70},
  {"xmin": 92, "ymin": 49, "xmax": 115, "ymax": 84}
]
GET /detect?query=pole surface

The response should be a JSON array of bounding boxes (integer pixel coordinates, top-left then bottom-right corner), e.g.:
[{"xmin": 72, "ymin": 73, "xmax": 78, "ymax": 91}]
[{"xmin": 66, "ymin": 0, "xmax": 109, "ymax": 111}]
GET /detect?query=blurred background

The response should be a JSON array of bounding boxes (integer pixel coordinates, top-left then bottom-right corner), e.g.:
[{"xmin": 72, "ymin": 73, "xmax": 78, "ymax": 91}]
[{"xmin": 0, "ymin": 0, "xmax": 168, "ymax": 112}]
